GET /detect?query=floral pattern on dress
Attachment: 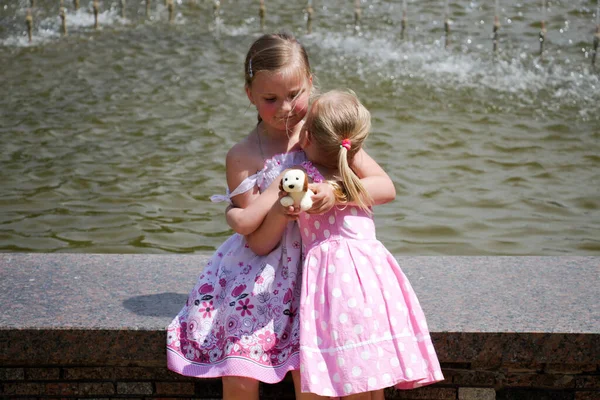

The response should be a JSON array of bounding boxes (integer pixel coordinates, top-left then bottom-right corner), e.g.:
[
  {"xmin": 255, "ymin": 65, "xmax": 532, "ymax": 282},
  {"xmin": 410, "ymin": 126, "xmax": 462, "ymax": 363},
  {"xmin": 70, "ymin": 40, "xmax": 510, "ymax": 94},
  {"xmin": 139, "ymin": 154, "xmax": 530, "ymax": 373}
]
[{"xmin": 167, "ymin": 151, "xmax": 308, "ymax": 383}]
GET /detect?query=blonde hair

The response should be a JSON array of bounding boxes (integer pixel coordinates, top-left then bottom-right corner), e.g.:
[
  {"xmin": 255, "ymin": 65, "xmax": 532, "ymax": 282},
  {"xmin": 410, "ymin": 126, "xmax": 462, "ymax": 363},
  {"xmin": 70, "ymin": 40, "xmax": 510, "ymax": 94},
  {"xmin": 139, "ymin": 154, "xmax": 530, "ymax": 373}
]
[{"xmin": 304, "ymin": 90, "xmax": 373, "ymax": 212}]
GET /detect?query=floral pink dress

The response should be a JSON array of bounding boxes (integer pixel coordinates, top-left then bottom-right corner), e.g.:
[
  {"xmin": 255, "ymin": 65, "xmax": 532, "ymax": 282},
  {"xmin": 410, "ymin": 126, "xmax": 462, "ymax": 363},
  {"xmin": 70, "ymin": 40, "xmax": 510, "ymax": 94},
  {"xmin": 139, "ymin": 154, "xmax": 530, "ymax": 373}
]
[
  {"xmin": 167, "ymin": 151, "xmax": 306, "ymax": 383},
  {"xmin": 298, "ymin": 162, "xmax": 444, "ymax": 396}
]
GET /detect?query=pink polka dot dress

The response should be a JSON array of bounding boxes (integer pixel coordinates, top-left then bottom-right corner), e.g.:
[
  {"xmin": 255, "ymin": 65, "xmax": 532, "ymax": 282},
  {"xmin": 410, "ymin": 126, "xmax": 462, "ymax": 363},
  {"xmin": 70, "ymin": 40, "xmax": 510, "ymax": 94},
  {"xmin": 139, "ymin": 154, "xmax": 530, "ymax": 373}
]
[{"xmin": 298, "ymin": 162, "xmax": 444, "ymax": 397}]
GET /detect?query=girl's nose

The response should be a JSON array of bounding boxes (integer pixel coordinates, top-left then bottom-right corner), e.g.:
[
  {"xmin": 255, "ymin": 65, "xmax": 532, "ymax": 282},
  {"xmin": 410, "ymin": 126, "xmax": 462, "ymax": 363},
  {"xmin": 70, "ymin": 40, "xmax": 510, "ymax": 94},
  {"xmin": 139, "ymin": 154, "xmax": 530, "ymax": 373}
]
[{"xmin": 281, "ymin": 99, "xmax": 293, "ymax": 112}]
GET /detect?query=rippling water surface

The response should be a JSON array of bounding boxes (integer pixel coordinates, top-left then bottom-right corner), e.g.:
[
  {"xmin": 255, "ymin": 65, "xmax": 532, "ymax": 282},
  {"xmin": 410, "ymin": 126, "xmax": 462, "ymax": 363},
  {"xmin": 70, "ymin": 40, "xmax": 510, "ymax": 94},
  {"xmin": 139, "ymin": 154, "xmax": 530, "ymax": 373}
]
[{"xmin": 1, "ymin": 0, "xmax": 599, "ymax": 255}]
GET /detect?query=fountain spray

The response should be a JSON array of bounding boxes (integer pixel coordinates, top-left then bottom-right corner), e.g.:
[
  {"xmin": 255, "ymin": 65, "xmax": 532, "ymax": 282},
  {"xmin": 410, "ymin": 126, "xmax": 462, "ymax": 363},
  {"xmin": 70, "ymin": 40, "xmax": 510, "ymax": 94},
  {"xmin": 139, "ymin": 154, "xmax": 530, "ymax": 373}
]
[
  {"xmin": 354, "ymin": 0, "xmax": 361, "ymax": 34},
  {"xmin": 213, "ymin": 0, "xmax": 220, "ymax": 20},
  {"xmin": 60, "ymin": 0, "xmax": 67, "ymax": 36},
  {"xmin": 167, "ymin": 0, "xmax": 174, "ymax": 23},
  {"xmin": 306, "ymin": 0, "xmax": 314, "ymax": 34},
  {"xmin": 539, "ymin": 0, "xmax": 547, "ymax": 57},
  {"xmin": 25, "ymin": 8, "xmax": 33, "ymax": 43},
  {"xmin": 93, "ymin": 0, "xmax": 99, "ymax": 29},
  {"xmin": 401, "ymin": 0, "xmax": 407, "ymax": 40},
  {"xmin": 493, "ymin": 0, "xmax": 500, "ymax": 53},
  {"xmin": 593, "ymin": 1, "xmax": 599, "ymax": 66},
  {"xmin": 259, "ymin": 0, "xmax": 266, "ymax": 32},
  {"xmin": 444, "ymin": 0, "xmax": 450, "ymax": 48}
]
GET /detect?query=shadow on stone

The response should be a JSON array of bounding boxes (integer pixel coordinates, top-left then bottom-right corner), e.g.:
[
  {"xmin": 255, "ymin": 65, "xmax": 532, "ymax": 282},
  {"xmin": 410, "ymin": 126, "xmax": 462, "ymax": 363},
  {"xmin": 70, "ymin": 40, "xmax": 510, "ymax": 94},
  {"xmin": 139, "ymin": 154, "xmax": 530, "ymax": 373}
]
[{"xmin": 123, "ymin": 292, "xmax": 187, "ymax": 317}]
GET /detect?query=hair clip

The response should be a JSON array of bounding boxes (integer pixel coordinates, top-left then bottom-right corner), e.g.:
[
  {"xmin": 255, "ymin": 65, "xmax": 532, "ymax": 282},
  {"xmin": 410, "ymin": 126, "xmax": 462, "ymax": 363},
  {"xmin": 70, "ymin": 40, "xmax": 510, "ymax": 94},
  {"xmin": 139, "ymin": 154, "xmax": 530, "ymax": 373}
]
[{"xmin": 248, "ymin": 59, "xmax": 253, "ymax": 78}]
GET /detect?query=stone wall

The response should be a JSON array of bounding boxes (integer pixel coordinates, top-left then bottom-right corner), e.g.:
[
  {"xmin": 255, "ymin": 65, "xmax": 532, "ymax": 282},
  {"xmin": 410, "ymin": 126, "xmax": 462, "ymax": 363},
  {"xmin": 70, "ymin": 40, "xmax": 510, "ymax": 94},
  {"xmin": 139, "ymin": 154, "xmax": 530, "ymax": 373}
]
[{"xmin": 1, "ymin": 254, "xmax": 598, "ymax": 399}]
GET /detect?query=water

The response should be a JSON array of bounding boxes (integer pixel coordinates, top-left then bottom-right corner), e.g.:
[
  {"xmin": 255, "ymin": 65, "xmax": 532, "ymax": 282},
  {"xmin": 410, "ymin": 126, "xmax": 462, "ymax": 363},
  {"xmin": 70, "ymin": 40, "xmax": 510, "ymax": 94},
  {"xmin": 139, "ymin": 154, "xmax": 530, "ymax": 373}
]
[{"xmin": 0, "ymin": 0, "xmax": 599, "ymax": 255}]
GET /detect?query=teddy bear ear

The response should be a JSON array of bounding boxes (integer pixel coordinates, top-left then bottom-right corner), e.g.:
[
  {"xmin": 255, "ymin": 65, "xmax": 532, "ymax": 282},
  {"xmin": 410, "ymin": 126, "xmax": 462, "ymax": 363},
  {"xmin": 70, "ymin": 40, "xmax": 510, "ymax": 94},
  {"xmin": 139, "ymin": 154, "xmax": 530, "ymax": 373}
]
[
  {"xmin": 303, "ymin": 172, "xmax": 309, "ymax": 192},
  {"xmin": 279, "ymin": 178, "xmax": 284, "ymax": 192}
]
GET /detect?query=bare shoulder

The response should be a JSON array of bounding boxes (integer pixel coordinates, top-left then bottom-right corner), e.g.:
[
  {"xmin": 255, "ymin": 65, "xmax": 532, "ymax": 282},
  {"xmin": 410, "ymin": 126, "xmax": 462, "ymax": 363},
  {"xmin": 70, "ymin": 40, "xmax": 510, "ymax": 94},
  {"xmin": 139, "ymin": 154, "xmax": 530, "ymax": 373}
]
[
  {"xmin": 225, "ymin": 134, "xmax": 263, "ymax": 190},
  {"xmin": 226, "ymin": 136, "xmax": 262, "ymax": 173}
]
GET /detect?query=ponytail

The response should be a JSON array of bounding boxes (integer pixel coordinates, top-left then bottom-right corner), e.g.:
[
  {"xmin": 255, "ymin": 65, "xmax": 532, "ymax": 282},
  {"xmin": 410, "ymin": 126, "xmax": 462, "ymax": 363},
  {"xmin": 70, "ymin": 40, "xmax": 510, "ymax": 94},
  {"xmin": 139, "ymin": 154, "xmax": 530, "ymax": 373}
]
[
  {"xmin": 337, "ymin": 146, "xmax": 372, "ymax": 213},
  {"xmin": 304, "ymin": 90, "xmax": 373, "ymax": 213}
]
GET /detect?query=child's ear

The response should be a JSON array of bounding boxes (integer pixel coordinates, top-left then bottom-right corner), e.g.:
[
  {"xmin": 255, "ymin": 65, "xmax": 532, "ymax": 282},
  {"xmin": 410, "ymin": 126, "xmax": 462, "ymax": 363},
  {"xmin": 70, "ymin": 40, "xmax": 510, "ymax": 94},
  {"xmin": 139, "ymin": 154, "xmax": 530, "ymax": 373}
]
[
  {"xmin": 300, "ymin": 129, "xmax": 311, "ymax": 148},
  {"xmin": 245, "ymin": 85, "xmax": 255, "ymax": 105}
]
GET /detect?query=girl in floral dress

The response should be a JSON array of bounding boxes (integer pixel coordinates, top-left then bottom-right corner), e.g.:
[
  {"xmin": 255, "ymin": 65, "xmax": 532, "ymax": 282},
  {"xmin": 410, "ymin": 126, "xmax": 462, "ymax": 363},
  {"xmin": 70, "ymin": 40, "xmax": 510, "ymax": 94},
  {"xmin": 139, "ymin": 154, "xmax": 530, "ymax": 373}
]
[{"xmin": 166, "ymin": 34, "xmax": 396, "ymax": 400}]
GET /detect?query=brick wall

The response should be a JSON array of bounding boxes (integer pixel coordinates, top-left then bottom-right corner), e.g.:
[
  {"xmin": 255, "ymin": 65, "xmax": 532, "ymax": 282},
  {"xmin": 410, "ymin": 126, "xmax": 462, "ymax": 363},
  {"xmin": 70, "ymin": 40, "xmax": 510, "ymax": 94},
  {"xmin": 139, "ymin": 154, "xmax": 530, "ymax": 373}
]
[
  {"xmin": 1, "ymin": 333, "xmax": 598, "ymax": 399},
  {"xmin": 1, "ymin": 363, "xmax": 599, "ymax": 399}
]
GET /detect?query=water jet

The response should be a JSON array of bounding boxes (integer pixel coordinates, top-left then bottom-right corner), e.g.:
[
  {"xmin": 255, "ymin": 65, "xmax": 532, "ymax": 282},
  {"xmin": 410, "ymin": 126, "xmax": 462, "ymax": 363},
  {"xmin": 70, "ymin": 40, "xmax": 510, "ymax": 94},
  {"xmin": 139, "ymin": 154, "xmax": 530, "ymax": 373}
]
[
  {"xmin": 306, "ymin": 0, "xmax": 314, "ymax": 34},
  {"xmin": 60, "ymin": 0, "xmax": 67, "ymax": 36},
  {"xmin": 25, "ymin": 9, "xmax": 32, "ymax": 43},
  {"xmin": 259, "ymin": 0, "xmax": 266, "ymax": 32},
  {"xmin": 93, "ymin": 0, "xmax": 99, "ymax": 29}
]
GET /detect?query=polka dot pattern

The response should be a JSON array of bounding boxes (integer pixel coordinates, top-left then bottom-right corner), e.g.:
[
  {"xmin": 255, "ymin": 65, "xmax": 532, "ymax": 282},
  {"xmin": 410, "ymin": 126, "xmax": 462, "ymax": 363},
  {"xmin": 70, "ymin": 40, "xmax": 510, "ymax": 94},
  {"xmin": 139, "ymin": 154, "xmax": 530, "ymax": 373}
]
[{"xmin": 298, "ymin": 162, "xmax": 444, "ymax": 397}]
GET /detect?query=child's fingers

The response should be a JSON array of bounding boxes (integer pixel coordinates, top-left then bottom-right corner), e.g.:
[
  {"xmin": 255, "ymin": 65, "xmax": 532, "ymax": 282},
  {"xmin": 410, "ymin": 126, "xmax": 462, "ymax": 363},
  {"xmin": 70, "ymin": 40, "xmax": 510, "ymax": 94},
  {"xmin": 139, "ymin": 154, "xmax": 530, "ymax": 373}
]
[
  {"xmin": 282, "ymin": 205, "xmax": 300, "ymax": 220},
  {"xmin": 307, "ymin": 192, "xmax": 334, "ymax": 214}
]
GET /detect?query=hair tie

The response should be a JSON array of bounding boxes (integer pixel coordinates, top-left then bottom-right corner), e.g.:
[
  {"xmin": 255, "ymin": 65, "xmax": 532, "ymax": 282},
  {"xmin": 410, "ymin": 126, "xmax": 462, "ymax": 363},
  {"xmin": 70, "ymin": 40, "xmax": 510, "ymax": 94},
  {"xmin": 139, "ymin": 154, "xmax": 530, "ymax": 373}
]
[
  {"xmin": 340, "ymin": 138, "xmax": 351, "ymax": 150},
  {"xmin": 248, "ymin": 58, "xmax": 253, "ymax": 78}
]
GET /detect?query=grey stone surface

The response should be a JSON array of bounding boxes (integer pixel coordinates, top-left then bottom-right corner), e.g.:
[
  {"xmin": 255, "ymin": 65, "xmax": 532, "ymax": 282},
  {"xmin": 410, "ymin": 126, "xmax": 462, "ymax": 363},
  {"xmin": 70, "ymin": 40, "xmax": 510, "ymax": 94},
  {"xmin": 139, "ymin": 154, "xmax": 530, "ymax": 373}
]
[{"xmin": 0, "ymin": 254, "xmax": 598, "ymax": 333}]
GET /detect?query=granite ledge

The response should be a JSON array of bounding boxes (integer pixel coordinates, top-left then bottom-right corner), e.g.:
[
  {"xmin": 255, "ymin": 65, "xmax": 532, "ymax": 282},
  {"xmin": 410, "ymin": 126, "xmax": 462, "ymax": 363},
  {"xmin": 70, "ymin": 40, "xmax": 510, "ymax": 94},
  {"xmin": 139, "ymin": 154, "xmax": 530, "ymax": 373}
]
[{"xmin": 0, "ymin": 254, "xmax": 598, "ymax": 366}]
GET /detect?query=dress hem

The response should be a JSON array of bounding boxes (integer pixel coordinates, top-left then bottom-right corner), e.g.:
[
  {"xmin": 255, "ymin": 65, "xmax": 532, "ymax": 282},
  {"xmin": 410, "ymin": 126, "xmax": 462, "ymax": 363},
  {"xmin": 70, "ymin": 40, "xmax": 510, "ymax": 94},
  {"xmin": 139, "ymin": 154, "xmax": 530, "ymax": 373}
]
[
  {"xmin": 302, "ymin": 374, "xmax": 444, "ymax": 396},
  {"xmin": 167, "ymin": 348, "xmax": 300, "ymax": 384}
]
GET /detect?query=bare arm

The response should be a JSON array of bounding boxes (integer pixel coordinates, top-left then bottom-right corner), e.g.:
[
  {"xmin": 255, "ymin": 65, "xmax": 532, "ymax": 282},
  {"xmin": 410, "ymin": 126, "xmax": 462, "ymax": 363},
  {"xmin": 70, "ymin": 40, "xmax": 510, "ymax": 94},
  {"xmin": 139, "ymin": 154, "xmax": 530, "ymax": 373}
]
[
  {"xmin": 224, "ymin": 144, "xmax": 280, "ymax": 236},
  {"xmin": 245, "ymin": 195, "xmax": 293, "ymax": 256},
  {"xmin": 307, "ymin": 149, "xmax": 396, "ymax": 214},
  {"xmin": 350, "ymin": 148, "xmax": 396, "ymax": 205}
]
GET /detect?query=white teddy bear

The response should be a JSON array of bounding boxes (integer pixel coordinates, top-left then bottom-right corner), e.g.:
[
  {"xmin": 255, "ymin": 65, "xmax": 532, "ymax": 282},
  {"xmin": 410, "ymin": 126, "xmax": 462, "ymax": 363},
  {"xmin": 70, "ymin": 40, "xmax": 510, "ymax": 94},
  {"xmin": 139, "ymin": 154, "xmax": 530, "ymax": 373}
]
[{"xmin": 279, "ymin": 168, "xmax": 315, "ymax": 211}]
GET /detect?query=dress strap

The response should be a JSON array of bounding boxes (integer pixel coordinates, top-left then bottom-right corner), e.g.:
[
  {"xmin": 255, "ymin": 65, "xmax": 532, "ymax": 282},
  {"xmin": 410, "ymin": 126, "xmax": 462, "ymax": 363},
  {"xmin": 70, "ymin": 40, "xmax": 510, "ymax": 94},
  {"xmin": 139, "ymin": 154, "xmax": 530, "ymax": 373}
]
[{"xmin": 210, "ymin": 172, "xmax": 259, "ymax": 204}]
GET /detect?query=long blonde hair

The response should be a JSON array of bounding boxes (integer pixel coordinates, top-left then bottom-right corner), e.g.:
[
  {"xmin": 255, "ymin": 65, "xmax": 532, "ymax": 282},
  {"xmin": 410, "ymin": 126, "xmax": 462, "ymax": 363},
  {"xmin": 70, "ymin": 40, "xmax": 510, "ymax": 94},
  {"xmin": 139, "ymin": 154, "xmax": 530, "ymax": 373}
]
[{"xmin": 304, "ymin": 90, "xmax": 373, "ymax": 212}]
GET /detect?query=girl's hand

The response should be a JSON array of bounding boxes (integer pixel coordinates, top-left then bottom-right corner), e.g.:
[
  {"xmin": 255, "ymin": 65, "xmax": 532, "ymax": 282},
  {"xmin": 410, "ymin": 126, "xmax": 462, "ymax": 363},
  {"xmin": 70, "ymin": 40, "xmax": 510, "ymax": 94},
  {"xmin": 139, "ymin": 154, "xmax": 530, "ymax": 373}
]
[
  {"xmin": 278, "ymin": 190, "xmax": 302, "ymax": 220},
  {"xmin": 307, "ymin": 182, "xmax": 335, "ymax": 214}
]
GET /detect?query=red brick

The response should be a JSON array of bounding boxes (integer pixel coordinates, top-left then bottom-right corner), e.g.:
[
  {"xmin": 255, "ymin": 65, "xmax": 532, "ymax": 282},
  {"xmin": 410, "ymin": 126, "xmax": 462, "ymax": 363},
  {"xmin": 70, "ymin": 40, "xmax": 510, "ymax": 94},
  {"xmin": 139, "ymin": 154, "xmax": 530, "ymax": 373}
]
[
  {"xmin": 0, "ymin": 368, "xmax": 24, "ymax": 380},
  {"xmin": 504, "ymin": 373, "xmax": 574, "ymax": 389},
  {"xmin": 116, "ymin": 381, "xmax": 153, "ymax": 395},
  {"xmin": 458, "ymin": 387, "xmax": 496, "ymax": 400},
  {"xmin": 78, "ymin": 382, "xmax": 115, "ymax": 396},
  {"xmin": 575, "ymin": 375, "xmax": 600, "ymax": 389},
  {"xmin": 24, "ymin": 367, "xmax": 60, "ymax": 380},
  {"xmin": 1, "ymin": 382, "xmax": 44, "ymax": 395},
  {"xmin": 155, "ymin": 382, "xmax": 196, "ymax": 395},
  {"xmin": 151, "ymin": 398, "xmax": 194, "ymax": 400},
  {"xmin": 385, "ymin": 387, "xmax": 457, "ymax": 399},
  {"xmin": 45, "ymin": 382, "xmax": 79, "ymax": 395},
  {"xmin": 150, "ymin": 398, "xmax": 195, "ymax": 400},
  {"xmin": 115, "ymin": 366, "xmax": 190, "ymax": 381},
  {"xmin": 63, "ymin": 366, "xmax": 114, "ymax": 380},
  {"xmin": 443, "ymin": 368, "xmax": 497, "ymax": 386},
  {"xmin": 500, "ymin": 363, "xmax": 544, "ymax": 373},
  {"xmin": 575, "ymin": 392, "xmax": 600, "ymax": 400},
  {"xmin": 545, "ymin": 364, "xmax": 597, "ymax": 374}
]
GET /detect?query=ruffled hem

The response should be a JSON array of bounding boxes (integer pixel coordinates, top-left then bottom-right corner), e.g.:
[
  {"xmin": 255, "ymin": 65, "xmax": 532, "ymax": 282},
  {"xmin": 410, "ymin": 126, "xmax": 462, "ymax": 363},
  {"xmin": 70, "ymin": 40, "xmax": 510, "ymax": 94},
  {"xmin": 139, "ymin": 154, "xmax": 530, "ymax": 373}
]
[{"xmin": 167, "ymin": 348, "xmax": 300, "ymax": 384}]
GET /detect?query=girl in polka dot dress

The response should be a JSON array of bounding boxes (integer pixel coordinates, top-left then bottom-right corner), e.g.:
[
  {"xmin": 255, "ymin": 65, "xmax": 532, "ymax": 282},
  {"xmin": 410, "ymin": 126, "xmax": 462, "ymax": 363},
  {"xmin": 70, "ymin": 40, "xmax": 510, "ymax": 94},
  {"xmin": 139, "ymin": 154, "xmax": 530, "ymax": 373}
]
[{"xmin": 297, "ymin": 90, "xmax": 444, "ymax": 398}]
